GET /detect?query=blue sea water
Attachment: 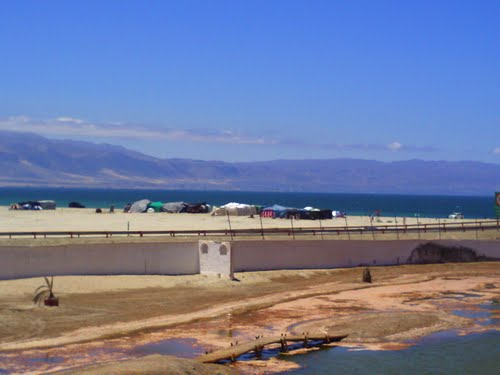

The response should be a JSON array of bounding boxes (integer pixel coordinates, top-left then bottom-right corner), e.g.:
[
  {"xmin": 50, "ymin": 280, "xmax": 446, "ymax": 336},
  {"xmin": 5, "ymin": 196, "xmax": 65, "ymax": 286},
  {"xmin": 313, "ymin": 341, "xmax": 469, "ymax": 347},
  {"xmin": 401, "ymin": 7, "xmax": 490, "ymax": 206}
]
[{"xmin": 0, "ymin": 187, "xmax": 495, "ymax": 219}]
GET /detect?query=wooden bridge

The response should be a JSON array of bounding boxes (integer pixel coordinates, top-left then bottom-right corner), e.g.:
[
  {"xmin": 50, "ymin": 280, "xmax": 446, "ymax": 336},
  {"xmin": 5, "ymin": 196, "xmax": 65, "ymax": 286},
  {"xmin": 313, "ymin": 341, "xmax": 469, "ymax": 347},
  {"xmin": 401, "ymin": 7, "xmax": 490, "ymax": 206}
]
[{"xmin": 197, "ymin": 332, "xmax": 349, "ymax": 363}]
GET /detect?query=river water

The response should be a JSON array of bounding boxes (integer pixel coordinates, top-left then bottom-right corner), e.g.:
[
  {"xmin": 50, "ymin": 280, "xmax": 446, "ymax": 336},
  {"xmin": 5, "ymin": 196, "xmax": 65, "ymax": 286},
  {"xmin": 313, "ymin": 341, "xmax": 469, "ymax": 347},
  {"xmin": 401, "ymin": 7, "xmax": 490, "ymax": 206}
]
[
  {"xmin": 0, "ymin": 304, "xmax": 498, "ymax": 374},
  {"xmin": 283, "ymin": 330, "xmax": 499, "ymax": 374},
  {"xmin": 285, "ymin": 300, "xmax": 499, "ymax": 374}
]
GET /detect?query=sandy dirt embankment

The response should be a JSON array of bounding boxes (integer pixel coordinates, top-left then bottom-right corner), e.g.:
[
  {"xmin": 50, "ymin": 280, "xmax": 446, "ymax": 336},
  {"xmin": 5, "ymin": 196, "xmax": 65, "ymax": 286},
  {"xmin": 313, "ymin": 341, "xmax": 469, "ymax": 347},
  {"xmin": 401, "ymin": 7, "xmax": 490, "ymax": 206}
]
[{"xmin": 0, "ymin": 262, "xmax": 498, "ymax": 374}]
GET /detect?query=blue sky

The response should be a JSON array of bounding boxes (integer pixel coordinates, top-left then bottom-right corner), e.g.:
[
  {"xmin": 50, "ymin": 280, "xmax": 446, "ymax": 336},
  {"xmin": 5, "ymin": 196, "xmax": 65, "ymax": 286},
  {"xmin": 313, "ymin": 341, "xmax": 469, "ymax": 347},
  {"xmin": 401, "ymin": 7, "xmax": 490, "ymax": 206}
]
[{"xmin": 0, "ymin": 0, "xmax": 498, "ymax": 163}]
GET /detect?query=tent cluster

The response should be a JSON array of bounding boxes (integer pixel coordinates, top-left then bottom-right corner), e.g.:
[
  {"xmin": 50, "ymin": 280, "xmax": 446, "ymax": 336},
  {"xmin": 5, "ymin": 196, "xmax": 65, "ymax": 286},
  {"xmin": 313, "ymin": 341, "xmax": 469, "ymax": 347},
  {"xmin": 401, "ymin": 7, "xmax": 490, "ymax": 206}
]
[
  {"xmin": 9, "ymin": 200, "xmax": 56, "ymax": 210},
  {"xmin": 124, "ymin": 199, "xmax": 211, "ymax": 214},
  {"xmin": 214, "ymin": 202, "xmax": 344, "ymax": 220},
  {"xmin": 123, "ymin": 199, "xmax": 344, "ymax": 220},
  {"xmin": 6, "ymin": 197, "xmax": 344, "ymax": 219},
  {"xmin": 260, "ymin": 205, "xmax": 340, "ymax": 220}
]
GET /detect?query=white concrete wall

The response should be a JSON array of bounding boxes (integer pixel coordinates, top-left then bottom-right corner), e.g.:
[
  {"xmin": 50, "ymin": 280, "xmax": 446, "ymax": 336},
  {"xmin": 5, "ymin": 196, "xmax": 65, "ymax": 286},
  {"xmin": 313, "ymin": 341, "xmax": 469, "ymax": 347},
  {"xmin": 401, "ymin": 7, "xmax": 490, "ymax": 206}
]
[
  {"xmin": 0, "ymin": 242, "xmax": 199, "ymax": 280},
  {"xmin": 231, "ymin": 240, "xmax": 500, "ymax": 272},
  {"xmin": 1, "ymin": 239, "xmax": 497, "ymax": 280},
  {"xmin": 199, "ymin": 241, "xmax": 233, "ymax": 278},
  {"xmin": 439, "ymin": 240, "xmax": 500, "ymax": 257}
]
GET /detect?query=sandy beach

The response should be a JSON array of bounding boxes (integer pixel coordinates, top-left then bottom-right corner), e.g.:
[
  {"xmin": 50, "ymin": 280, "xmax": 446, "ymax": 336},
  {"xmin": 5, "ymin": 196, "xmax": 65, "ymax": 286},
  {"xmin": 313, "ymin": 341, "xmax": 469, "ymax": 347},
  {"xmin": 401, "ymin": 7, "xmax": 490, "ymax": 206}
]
[{"xmin": 0, "ymin": 206, "xmax": 427, "ymax": 232}]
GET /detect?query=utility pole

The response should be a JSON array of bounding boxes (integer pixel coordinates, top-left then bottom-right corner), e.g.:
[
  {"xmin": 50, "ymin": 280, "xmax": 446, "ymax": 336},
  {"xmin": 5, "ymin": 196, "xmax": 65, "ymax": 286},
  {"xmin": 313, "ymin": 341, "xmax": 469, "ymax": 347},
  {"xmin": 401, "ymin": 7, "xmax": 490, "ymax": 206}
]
[
  {"xmin": 259, "ymin": 214, "xmax": 265, "ymax": 240},
  {"xmin": 344, "ymin": 216, "xmax": 350, "ymax": 240},
  {"xmin": 394, "ymin": 213, "xmax": 399, "ymax": 240},
  {"xmin": 416, "ymin": 214, "xmax": 421, "ymax": 240},
  {"xmin": 227, "ymin": 212, "xmax": 233, "ymax": 240}
]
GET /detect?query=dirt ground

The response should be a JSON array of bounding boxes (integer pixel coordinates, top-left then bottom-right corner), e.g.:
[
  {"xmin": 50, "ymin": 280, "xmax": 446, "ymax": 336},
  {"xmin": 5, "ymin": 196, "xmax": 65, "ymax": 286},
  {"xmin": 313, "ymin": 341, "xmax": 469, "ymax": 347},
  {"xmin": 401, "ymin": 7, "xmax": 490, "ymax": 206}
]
[{"xmin": 0, "ymin": 262, "xmax": 499, "ymax": 374}]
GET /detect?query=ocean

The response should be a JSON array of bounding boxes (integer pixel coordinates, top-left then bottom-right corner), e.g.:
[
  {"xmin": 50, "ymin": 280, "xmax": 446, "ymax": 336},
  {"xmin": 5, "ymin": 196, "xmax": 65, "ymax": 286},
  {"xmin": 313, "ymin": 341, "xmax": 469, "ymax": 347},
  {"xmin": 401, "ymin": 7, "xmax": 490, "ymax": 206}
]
[{"xmin": 0, "ymin": 187, "xmax": 495, "ymax": 219}]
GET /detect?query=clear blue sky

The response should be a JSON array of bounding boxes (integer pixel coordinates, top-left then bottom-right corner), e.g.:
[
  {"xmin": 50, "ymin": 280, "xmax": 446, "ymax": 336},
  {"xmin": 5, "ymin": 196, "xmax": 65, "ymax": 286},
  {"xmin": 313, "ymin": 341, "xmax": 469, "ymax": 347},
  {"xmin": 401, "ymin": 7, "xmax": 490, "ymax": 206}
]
[{"xmin": 1, "ymin": 0, "xmax": 498, "ymax": 163}]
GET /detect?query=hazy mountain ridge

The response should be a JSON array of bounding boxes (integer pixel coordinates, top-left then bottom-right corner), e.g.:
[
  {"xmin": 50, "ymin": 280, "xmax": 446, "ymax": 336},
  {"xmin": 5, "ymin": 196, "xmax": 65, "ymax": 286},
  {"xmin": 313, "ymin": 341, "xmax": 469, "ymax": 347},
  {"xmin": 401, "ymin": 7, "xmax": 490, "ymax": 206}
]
[{"xmin": 0, "ymin": 130, "xmax": 498, "ymax": 195}]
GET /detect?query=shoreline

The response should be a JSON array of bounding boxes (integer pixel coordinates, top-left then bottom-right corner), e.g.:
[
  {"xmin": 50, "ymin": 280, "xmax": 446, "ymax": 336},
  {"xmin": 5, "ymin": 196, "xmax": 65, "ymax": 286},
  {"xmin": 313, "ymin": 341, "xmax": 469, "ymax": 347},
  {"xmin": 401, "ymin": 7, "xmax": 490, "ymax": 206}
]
[{"xmin": 0, "ymin": 263, "xmax": 498, "ymax": 374}]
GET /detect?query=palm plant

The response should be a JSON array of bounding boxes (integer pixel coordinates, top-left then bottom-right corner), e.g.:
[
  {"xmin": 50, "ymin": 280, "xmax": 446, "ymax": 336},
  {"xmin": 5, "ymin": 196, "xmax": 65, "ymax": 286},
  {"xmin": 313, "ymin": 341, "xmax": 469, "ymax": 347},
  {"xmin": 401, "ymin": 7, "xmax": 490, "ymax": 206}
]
[{"xmin": 33, "ymin": 276, "xmax": 59, "ymax": 306}]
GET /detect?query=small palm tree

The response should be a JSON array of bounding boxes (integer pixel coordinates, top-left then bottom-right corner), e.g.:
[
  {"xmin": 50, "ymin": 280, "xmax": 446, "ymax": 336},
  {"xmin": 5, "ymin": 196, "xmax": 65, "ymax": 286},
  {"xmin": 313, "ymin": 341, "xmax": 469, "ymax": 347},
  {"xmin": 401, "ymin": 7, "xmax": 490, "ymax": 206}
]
[{"xmin": 33, "ymin": 276, "xmax": 59, "ymax": 306}]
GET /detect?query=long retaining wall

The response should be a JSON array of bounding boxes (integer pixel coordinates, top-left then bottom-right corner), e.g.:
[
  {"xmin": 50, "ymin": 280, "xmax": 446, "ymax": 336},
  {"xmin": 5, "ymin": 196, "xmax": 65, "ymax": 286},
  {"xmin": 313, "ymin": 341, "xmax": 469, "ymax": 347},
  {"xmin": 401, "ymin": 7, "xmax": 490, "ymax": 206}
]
[
  {"xmin": 1, "ymin": 239, "xmax": 498, "ymax": 280},
  {"xmin": 229, "ymin": 240, "xmax": 500, "ymax": 272},
  {"xmin": 0, "ymin": 242, "xmax": 199, "ymax": 280}
]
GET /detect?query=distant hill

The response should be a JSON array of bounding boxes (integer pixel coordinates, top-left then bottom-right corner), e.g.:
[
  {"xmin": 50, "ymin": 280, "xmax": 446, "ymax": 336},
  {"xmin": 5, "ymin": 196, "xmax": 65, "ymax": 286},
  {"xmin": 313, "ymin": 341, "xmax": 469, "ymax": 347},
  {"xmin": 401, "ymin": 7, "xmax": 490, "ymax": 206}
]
[{"xmin": 0, "ymin": 130, "xmax": 498, "ymax": 195}]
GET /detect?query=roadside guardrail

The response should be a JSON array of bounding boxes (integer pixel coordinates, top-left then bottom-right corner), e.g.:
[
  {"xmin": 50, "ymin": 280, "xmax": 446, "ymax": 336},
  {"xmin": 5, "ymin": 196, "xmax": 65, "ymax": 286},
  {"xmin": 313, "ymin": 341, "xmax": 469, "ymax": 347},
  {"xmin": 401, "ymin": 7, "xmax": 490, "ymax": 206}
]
[{"xmin": 0, "ymin": 219, "xmax": 498, "ymax": 240}]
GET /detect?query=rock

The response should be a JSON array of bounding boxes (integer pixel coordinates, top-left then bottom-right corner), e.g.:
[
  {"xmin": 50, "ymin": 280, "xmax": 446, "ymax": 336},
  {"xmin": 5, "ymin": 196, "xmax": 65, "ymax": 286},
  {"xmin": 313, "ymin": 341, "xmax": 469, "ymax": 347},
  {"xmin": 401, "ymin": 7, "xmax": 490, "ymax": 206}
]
[{"xmin": 362, "ymin": 267, "xmax": 372, "ymax": 283}]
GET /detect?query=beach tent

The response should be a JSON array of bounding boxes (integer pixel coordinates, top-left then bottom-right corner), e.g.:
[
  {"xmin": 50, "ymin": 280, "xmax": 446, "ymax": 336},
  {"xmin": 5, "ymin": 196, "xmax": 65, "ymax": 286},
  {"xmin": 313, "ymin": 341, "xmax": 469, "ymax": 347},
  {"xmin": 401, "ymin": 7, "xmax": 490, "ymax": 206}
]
[
  {"xmin": 161, "ymin": 201, "xmax": 187, "ymax": 213},
  {"xmin": 260, "ymin": 204, "xmax": 288, "ymax": 218},
  {"xmin": 129, "ymin": 199, "xmax": 151, "ymax": 213},
  {"xmin": 298, "ymin": 207, "xmax": 333, "ymax": 220},
  {"xmin": 274, "ymin": 204, "xmax": 293, "ymax": 219},
  {"xmin": 259, "ymin": 205, "xmax": 331, "ymax": 220},
  {"xmin": 180, "ymin": 202, "xmax": 211, "ymax": 213},
  {"xmin": 147, "ymin": 201, "xmax": 164, "ymax": 213},
  {"xmin": 318, "ymin": 209, "xmax": 333, "ymax": 219},
  {"xmin": 16, "ymin": 200, "xmax": 56, "ymax": 210},
  {"xmin": 16, "ymin": 201, "xmax": 42, "ymax": 210},
  {"xmin": 38, "ymin": 200, "xmax": 56, "ymax": 210},
  {"xmin": 332, "ymin": 210, "xmax": 346, "ymax": 218},
  {"xmin": 212, "ymin": 202, "xmax": 258, "ymax": 216}
]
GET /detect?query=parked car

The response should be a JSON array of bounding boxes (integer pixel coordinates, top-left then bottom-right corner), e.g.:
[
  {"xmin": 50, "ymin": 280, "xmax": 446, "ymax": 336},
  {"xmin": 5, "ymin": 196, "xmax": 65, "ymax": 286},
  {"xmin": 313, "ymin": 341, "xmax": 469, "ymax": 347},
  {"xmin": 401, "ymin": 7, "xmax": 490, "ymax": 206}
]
[{"xmin": 448, "ymin": 212, "xmax": 464, "ymax": 219}]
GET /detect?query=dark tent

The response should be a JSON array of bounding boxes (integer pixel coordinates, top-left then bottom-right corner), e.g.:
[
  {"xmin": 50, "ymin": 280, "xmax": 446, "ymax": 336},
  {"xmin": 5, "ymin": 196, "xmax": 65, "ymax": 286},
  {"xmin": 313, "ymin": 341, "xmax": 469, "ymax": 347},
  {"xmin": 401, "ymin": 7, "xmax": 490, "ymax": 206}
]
[
  {"xmin": 39, "ymin": 200, "xmax": 56, "ymax": 210},
  {"xmin": 161, "ymin": 202, "xmax": 187, "ymax": 213},
  {"xmin": 180, "ymin": 202, "xmax": 211, "ymax": 214},
  {"xmin": 16, "ymin": 200, "xmax": 56, "ymax": 210},
  {"xmin": 69, "ymin": 201, "xmax": 85, "ymax": 208}
]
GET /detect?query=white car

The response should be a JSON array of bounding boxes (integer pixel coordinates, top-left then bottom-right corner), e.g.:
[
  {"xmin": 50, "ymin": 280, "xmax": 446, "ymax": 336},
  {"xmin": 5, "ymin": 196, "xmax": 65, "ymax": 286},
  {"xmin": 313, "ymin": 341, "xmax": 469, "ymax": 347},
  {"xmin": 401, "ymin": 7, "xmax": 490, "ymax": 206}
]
[{"xmin": 448, "ymin": 212, "xmax": 464, "ymax": 219}]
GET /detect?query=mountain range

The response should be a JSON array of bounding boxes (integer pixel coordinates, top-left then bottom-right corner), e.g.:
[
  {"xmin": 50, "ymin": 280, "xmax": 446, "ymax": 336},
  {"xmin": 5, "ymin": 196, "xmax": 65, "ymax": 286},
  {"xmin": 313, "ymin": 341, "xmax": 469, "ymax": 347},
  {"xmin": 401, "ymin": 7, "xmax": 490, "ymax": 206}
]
[{"xmin": 0, "ymin": 130, "xmax": 498, "ymax": 195}]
